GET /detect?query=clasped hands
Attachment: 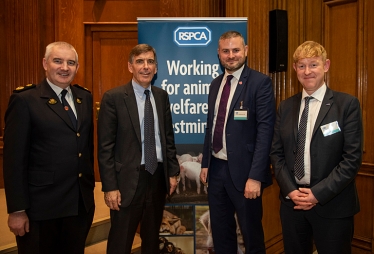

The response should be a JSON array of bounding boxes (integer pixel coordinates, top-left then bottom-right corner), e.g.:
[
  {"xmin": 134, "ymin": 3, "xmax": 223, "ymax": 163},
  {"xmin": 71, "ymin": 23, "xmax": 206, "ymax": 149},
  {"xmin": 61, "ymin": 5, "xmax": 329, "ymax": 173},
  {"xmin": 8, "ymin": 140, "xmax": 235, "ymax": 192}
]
[{"xmin": 288, "ymin": 187, "xmax": 318, "ymax": 210}]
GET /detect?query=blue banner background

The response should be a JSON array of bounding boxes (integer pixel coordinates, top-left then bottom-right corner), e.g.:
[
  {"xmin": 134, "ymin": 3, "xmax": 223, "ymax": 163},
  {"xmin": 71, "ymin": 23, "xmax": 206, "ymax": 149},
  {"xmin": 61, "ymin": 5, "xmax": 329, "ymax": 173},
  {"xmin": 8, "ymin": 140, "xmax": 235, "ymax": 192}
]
[{"xmin": 138, "ymin": 19, "xmax": 247, "ymax": 147}]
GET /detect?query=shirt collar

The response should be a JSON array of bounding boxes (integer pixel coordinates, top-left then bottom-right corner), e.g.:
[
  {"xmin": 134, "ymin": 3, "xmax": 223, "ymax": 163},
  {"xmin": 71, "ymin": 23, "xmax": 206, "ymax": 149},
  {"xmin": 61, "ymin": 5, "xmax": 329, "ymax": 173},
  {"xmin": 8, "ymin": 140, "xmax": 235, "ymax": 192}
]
[
  {"xmin": 46, "ymin": 78, "xmax": 72, "ymax": 96},
  {"xmin": 132, "ymin": 80, "xmax": 151, "ymax": 98},
  {"xmin": 302, "ymin": 83, "xmax": 327, "ymax": 102},
  {"xmin": 224, "ymin": 64, "xmax": 245, "ymax": 82}
]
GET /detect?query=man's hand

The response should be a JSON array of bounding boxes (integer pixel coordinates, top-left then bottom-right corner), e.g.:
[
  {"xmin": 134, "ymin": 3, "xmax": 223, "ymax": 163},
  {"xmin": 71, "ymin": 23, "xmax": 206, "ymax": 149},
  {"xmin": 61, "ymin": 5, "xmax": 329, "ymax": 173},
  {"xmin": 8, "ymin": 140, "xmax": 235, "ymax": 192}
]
[
  {"xmin": 8, "ymin": 211, "xmax": 29, "ymax": 236},
  {"xmin": 104, "ymin": 190, "xmax": 121, "ymax": 211},
  {"xmin": 288, "ymin": 188, "xmax": 318, "ymax": 210},
  {"xmin": 244, "ymin": 178, "xmax": 261, "ymax": 199},
  {"xmin": 169, "ymin": 176, "xmax": 178, "ymax": 195},
  {"xmin": 200, "ymin": 167, "xmax": 208, "ymax": 186}
]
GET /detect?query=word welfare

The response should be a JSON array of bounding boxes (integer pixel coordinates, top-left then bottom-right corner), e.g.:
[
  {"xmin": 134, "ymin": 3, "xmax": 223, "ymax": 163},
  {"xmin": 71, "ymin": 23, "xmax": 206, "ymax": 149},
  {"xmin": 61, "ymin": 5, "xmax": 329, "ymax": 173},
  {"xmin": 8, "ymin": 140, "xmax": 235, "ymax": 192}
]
[{"xmin": 161, "ymin": 59, "xmax": 221, "ymax": 134}]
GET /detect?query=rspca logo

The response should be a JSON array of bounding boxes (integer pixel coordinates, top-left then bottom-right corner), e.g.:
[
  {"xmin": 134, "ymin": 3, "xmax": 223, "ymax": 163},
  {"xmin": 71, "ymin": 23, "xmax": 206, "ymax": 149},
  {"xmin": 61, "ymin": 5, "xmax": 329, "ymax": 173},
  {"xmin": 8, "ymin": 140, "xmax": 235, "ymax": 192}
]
[{"xmin": 174, "ymin": 27, "xmax": 211, "ymax": 46}]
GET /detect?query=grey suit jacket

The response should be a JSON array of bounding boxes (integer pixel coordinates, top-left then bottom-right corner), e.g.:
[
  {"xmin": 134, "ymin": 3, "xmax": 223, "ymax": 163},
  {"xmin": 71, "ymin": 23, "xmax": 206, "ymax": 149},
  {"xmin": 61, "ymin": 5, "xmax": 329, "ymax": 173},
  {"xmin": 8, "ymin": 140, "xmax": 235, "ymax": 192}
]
[
  {"xmin": 97, "ymin": 82, "xmax": 179, "ymax": 207},
  {"xmin": 271, "ymin": 87, "xmax": 362, "ymax": 218}
]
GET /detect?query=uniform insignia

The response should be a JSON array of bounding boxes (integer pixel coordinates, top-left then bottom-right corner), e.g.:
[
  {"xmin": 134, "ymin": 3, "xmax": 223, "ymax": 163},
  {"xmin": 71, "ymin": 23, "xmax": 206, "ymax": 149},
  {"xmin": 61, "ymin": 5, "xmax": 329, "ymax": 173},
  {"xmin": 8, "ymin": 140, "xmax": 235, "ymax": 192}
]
[
  {"xmin": 13, "ymin": 84, "xmax": 36, "ymax": 93},
  {"xmin": 76, "ymin": 98, "xmax": 82, "ymax": 104},
  {"xmin": 73, "ymin": 84, "xmax": 91, "ymax": 93},
  {"xmin": 48, "ymin": 98, "xmax": 57, "ymax": 104}
]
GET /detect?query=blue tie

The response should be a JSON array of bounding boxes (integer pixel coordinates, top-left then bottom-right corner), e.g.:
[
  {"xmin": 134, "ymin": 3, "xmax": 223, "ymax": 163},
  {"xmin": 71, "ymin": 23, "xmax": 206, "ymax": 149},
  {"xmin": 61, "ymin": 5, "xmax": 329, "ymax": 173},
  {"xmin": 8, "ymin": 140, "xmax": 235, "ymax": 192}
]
[
  {"xmin": 144, "ymin": 90, "xmax": 158, "ymax": 174},
  {"xmin": 61, "ymin": 89, "xmax": 77, "ymax": 130}
]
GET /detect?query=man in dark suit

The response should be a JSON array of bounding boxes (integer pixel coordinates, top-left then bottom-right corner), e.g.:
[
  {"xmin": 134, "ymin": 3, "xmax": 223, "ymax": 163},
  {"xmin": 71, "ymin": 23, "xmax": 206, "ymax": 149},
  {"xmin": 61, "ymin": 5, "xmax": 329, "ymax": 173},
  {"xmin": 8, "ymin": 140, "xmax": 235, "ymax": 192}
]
[
  {"xmin": 200, "ymin": 31, "xmax": 276, "ymax": 254},
  {"xmin": 98, "ymin": 44, "xmax": 180, "ymax": 254},
  {"xmin": 270, "ymin": 41, "xmax": 362, "ymax": 254},
  {"xmin": 3, "ymin": 41, "xmax": 95, "ymax": 254}
]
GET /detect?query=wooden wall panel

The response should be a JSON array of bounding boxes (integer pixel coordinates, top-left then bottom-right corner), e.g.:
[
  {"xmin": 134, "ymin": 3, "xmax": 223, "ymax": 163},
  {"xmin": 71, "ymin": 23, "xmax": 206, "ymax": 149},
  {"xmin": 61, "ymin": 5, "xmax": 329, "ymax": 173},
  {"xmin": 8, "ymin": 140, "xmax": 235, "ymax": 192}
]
[
  {"xmin": 56, "ymin": 0, "xmax": 85, "ymax": 85},
  {"xmin": 160, "ymin": 0, "xmax": 224, "ymax": 17},
  {"xmin": 354, "ymin": 168, "xmax": 374, "ymax": 253},
  {"xmin": 0, "ymin": 0, "xmax": 56, "ymax": 188},
  {"xmin": 324, "ymin": 2, "xmax": 358, "ymax": 95},
  {"xmin": 84, "ymin": 0, "xmax": 160, "ymax": 22},
  {"xmin": 365, "ymin": 0, "xmax": 374, "ymax": 164},
  {"xmin": 86, "ymin": 24, "xmax": 138, "ymax": 181}
]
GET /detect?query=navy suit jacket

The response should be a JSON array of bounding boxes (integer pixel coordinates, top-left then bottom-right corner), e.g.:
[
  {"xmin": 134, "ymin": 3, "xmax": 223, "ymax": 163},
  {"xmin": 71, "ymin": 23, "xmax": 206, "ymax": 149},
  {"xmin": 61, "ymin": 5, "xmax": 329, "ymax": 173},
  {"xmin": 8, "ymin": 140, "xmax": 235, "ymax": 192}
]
[
  {"xmin": 97, "ymin": 82, "xmax": 179, "ymax": 207},
  {"xmin": 202, "ymin": 66, "xmax": 276, "ymax": 191},
  {"xmin": 271, "ymin": 87, "xmax": 362, "ymax": 218},
  {"xmin": 3, "ymin": 79, "xmax": 95, "ymax": 221}
]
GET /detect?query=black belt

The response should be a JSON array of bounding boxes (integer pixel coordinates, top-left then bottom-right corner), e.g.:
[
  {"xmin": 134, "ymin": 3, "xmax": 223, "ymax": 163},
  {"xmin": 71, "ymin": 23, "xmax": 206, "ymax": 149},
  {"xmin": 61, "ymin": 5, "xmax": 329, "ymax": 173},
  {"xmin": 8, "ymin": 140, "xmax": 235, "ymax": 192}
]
[
  {"xmin": 296, "ymin": 184, "xmax": 310, "ymax": 188},
  {"xmin": 139, "ymin": 162, "xmax": 163, "ymax": 170}
]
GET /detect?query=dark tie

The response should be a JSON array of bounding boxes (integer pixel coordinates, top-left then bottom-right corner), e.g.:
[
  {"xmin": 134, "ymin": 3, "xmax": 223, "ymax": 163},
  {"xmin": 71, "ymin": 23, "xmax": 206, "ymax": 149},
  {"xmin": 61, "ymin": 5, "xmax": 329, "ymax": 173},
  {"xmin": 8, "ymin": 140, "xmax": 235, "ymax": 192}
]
[
  {"xmin": 144, "ymin": 89, "xmax": 158, "ymax": 174},
  {"xmin": 213, "ymin": 75, "xmax": 233, "ymax": 153},
  {"xmin": 61, "ymin": 89, "xmax": 77, "ymax": 130},
  {"xmin": 294, "ymin": 96, "xmax": 312, "ymax": 180}
]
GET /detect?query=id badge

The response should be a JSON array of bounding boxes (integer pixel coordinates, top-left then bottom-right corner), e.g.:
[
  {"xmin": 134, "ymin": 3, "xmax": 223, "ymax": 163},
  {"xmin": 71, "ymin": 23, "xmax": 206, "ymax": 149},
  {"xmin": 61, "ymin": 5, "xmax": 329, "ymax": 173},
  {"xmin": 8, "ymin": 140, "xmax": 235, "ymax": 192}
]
[
  {"xmin": 234, "ymin": 109, "xmax": 248, "ymax": 120},
  {"xmin": 320, "ymin": 121, "xmax": 341, "ymax": 137}
]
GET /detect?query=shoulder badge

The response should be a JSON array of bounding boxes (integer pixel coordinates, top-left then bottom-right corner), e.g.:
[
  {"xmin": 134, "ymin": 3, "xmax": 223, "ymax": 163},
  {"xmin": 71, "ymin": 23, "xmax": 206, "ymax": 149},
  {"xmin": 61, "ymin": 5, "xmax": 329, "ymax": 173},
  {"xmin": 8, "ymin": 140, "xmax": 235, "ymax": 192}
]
[
  {"xmin": 14, "ymin": 84, "xmax": 36, "ymax": 93},
  {"xmin": 73, "ymin": 84, "xmax": 91, "ymax": 93}
]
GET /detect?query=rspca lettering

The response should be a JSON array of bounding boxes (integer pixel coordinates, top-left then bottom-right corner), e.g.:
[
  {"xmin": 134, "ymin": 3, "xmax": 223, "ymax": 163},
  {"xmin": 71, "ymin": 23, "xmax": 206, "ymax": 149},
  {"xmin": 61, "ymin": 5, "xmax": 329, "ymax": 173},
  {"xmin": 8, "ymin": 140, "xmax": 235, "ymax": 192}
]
[{"xmin": 174, "ymin": 27, "xmax": 211, "ymax": 46}]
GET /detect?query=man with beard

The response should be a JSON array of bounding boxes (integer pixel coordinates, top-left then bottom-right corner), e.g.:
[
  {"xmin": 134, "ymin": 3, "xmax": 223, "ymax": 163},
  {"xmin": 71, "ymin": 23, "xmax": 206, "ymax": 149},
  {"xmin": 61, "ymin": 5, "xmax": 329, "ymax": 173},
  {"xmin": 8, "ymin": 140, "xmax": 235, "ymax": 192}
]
[{"xmin": 200, "ymin": 31, "xmax": 275, "ymax": 254}]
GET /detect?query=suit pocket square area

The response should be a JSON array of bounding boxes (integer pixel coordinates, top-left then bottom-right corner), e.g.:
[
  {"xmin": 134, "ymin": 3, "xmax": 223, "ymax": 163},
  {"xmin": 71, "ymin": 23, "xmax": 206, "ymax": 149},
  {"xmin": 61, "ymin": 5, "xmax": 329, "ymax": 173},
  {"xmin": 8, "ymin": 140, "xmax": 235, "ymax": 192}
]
[{"xmin": 320, "ymin": 121, "xmax": 341, "ymax": 137}]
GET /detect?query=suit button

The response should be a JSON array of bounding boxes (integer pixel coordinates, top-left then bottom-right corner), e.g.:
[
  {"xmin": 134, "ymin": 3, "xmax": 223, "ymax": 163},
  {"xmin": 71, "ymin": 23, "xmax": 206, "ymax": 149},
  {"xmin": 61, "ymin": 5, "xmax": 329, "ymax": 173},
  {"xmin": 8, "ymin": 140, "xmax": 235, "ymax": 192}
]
[
  {"xmin": 77, "ymin": 132, "xmax": 80, "ymax": 137},
  {"xmin": 78, "ymin": 153, "xmax": 82, "ymax": 157},
  {"xmin": 78, "ymin": 173, "xmax": 82, "ymax": 177}
]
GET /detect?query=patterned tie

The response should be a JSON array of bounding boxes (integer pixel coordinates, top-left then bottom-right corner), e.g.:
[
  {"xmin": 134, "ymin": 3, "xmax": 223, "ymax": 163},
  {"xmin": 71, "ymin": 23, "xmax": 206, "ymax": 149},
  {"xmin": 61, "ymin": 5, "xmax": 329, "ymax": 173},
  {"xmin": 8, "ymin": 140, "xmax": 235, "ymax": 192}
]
[
  {"xmin": 213, "ymin": 75, "xmax": 233, "ymax": 153},
  {"xmin": 294, "ymin": 96, "xmax": 312, "ymax": 180},
  {"xmin": 144, "ymin": 89, "xmax": 158, "ymax": 174},
  {"xmin": 61, "ymin": 89, "xmax": 77, "ymax": 130}
]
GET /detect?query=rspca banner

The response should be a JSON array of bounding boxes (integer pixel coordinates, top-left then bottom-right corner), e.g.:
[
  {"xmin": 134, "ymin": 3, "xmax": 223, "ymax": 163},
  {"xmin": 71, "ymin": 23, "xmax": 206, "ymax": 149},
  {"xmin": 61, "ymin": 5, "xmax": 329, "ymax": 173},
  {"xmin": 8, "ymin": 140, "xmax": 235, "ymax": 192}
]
[{"xmin": 138, "ymin": 18, "xmax": 247, "ymax": 149}]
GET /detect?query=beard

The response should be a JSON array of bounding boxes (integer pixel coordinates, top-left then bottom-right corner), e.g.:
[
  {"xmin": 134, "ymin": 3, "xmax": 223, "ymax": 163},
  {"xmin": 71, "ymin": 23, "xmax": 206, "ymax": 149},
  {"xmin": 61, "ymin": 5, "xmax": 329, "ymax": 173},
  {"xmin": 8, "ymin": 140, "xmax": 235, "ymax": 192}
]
[{"xmin": 220, "ymin": 57, "xmax": 246, "ymax": 72}]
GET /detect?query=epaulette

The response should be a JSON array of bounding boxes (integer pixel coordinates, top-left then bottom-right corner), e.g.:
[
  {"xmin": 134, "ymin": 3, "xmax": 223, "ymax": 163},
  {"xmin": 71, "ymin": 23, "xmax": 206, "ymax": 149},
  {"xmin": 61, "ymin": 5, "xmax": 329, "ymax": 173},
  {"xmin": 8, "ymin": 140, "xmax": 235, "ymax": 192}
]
[
  {"xmin": 73, "ymin": 84, "xmax": 91, "ymax": 93},
  {"xmin": 13, "ymin": 84, "xmax": 36, "ymax": 93}
]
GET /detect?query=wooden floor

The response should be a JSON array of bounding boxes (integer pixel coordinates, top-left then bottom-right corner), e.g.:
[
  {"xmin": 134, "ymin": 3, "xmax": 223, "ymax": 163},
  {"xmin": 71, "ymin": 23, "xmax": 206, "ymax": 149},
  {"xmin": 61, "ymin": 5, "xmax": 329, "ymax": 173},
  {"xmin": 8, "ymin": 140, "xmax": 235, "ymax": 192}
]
[{"xmin": 0, "ymin": 182, "xmax": 141, "ymax": 254}]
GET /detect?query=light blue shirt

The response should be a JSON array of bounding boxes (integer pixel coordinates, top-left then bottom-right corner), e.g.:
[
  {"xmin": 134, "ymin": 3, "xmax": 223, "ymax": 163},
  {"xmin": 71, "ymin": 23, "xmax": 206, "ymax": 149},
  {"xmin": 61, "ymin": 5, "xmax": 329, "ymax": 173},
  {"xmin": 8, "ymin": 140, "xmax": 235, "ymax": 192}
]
[{"xmin": 132, "ymin": 81, "xmax": 163, "ymax": 164}]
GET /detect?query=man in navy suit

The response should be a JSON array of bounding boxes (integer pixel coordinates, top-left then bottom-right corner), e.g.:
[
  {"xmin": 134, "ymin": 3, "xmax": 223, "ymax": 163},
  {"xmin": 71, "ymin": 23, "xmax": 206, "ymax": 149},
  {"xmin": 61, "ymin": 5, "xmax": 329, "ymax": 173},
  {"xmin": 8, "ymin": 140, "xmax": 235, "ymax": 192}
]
[
  {"xmin": 270, "ymin": 41, "xmax": 362, "ymax": 254},
  {"xmin": 200, "ymin": 31, "xmax": 276, "ymax": 254},
  {"xmin": 3, "ymin": 41, "xmax": 95, "ymax": 254}
]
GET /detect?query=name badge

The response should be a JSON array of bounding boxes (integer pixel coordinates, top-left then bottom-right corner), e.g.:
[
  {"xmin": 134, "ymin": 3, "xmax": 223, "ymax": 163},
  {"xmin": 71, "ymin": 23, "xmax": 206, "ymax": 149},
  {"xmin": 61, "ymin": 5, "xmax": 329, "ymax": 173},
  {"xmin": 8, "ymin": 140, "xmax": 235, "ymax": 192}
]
[
  {"xmin": 234, "ymin": 109, "xmax": 248, "ymax": 120},
  {"xmin": 320, "ymin": 121, "xmax": 341, "ymax": 137}
]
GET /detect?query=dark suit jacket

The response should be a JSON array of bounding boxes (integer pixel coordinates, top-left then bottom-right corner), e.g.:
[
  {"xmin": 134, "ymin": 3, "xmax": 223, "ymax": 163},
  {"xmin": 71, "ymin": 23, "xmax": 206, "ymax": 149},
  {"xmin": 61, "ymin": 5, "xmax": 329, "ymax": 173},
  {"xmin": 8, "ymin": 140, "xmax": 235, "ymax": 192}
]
[
  {"xmin": 271, "ymin": 87, "xmax": 362, "ymax": 218},
  {"xmin": 97, "ymin": 82, "xmax": 179, "ymax": 207},
  {"xmin": 3, "ymin": 79, "xmax": 95, "ymax": 221},
  {"xmin": 202, "ymin": 66, "xmax": 276, "ymax": 191}
]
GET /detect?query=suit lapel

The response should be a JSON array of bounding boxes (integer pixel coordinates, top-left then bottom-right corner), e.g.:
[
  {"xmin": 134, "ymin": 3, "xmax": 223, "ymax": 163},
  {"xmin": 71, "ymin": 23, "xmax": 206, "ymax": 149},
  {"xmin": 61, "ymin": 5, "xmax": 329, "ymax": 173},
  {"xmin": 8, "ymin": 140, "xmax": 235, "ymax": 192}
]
[
  {"xmin": 208, "ymin": 76, "xmax": 223, "ymax": 125},
  {"xmin": 71, "ymin": 86, "xmax": 83, "ymax": 130},
  {"xmin": 293, "ymin": 93, "xmax": 302, "ymax": 142},
  {"xmin": 228, "ymin": 67, "xmax": 247, "ymax": 116},
  {"xmin": 40, "ymin": 80, "xmax": 76, "ymax": 131},
  {"xmin": 152, "ymin": 86, "xmax": 165, "ymax": 137},
  {"xmin": 312, "ymin": 88, "xmax": 334, "ymax": 137},
  {"xmin": 123, "ymin": 83, "xmax": 142, "ymax": 145}
]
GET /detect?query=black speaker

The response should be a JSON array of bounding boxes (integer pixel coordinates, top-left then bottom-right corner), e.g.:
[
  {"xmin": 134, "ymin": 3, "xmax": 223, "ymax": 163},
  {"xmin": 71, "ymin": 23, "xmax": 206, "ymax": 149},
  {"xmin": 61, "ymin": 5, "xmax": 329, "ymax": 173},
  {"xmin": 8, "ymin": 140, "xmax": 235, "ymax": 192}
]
[{"xmin": 269, "ymin": 9, "xmax": 288, "ymax": 72}]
